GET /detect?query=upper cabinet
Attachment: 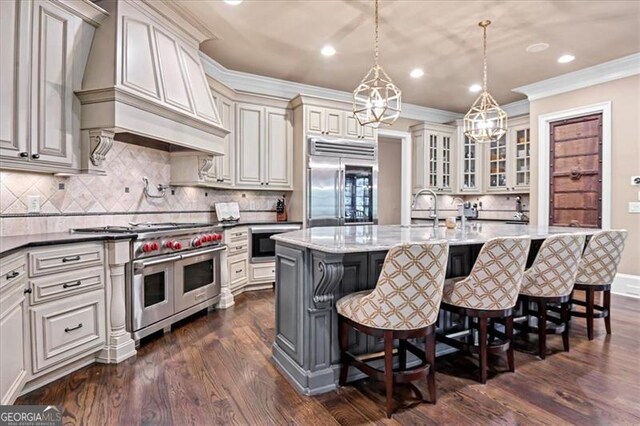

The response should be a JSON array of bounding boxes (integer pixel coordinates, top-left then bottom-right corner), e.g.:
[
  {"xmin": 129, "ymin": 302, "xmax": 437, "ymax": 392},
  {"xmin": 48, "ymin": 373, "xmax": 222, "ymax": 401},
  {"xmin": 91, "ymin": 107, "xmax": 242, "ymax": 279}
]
[
  {"xmin": 235, "ymin": 103, "xmax": 293, "ymax": 190},
  {"xmin": 411, "ymin": 123, "xmax": 456, "ymax": 193},
  {"xmin": 456, "ymin": 126, "xmax": 483, "ymax": 193},
  {"xmin": 483, "ymin": 115, "xmax": 530, "ymax": 193},
  {"xmin": 345, "ymin": 115, "xmax": 376, "ymax": 140},
  {"xmin": 0, "ymin": 0, "xmax": 100, "ymax": 172},
  {"xmin": 303, "ymin": 104, "xmax": 376, "ymax": 141},
  {"xmin": 209, "ymin": 90, "xmax": 235, "ymax": 186}
]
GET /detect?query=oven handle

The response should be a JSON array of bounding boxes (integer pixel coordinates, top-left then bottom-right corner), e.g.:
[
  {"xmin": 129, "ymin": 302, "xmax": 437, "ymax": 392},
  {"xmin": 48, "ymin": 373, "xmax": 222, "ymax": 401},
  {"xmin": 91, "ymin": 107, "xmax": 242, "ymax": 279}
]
[
  {"xmin": 179, "ymin": 246, "xmax": 226, "ymax": 260},
  {"xmin": 133, "ymin": 255, "xmax": 181, "ymax": 271}
]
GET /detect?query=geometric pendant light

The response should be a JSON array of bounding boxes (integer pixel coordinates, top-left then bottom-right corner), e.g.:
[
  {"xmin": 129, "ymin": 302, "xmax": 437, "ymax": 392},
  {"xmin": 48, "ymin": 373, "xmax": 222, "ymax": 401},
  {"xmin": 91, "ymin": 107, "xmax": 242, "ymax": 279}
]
[
  {"xmin": 463, "ymin": 20, "xmax": 507, "ymax": 143},
  {"xmin": 353, "ymin": 0, "xmax": 401, "ymax": 128}
]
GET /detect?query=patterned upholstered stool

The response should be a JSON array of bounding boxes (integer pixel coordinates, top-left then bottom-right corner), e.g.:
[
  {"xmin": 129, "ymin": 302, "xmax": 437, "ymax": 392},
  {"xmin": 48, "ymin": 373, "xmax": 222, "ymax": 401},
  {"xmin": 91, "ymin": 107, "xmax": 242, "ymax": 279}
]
[
  {"xmin": 571, "ymin": 230, "xmax": 627, "ymax": 340},
  {"xmin": 439, "ymin": 236, "xmax": 531, "ymax": 384},
  {"xmin": 336, "ymin": 241, "xmax": 449, "ymax": 418},
  {"xmin": 517, "ymin": 233, "xmax": 586, "ymax": 359}
]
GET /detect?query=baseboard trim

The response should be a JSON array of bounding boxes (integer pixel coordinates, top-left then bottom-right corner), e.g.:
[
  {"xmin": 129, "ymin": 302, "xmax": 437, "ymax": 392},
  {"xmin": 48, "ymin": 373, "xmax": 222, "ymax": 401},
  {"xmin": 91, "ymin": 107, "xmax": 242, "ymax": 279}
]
[{"xmin": 612, "ymin": 274, "xmax": 640, "ymax": 298}]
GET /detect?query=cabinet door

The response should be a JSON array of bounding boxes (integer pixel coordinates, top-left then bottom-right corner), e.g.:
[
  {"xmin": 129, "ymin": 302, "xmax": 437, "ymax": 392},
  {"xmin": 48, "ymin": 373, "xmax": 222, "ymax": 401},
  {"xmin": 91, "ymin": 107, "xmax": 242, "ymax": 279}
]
[
  {"xmin": 0, "ymin": 0, "xmax": 30, "ymax": 160},
  {"xmin": 235, "ymin": 103, "xmax": 263, "ymax": 186},
  {"xmin": 345, "ymin": 114, "xmax": 360, "ymax": 139},
  {"xmin": 361, "ymin": 123, "xmax": 375, "ymax": 140},
  {"xmin": 440, "ymin": 133, "xmax": 453, "ymax": 191},
  {"xmin": 30, "ymin": 1, "xmax": 76, "ymax": 166},
  {"xmin": 306, "ymin": 107, "xmax": 324, "ymax": 134},
  {"xmin": 264, "ymin": 108, "xmax": 292, "ymax": 188},
  {"xmin": 412, "ymin": 131, "xmax": 426, "ymax": 191},
  {"xmin": 487, "ymin": 135, "xmax": 508, "ymax": 190},
  {"xmin": 214, "ymin": 93, "xmax": 234, "ymax": 184},
  {"xmin": 325, "ymin": 109, "xmax": 343, "ymax": 136},
  {"xmin": 0, "ymin": 281, "xmax": 27, "ymax": 405},
  {"xmin": 512, "ymin": 126, "xmax": 530, "ymax": 189}
]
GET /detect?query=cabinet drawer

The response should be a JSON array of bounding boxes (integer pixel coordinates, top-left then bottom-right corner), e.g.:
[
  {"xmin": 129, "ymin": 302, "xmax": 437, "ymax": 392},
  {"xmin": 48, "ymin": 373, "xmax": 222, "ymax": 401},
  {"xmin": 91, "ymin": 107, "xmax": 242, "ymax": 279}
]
[
  {"xmin": 31, "ymin": 290, "xmax": 105, "ymax": 373},
  {"xmin": 226, "ymin": 227, "xmax": 248, "ymax": 245},
  {"xmin": 250, "ymin": 263, "xmax": 276, "ymax": 283},
  {"xmin": 229, "ymin": 255, "xmax": 248, "ymax": 284},
  {"xmin": 29, "ymin": 243, "xmax": 104, "ymax": 277},
  {"xmin": 30, "ymin": 267, "xmax": 104, "ymax": 305},
  {"xmin": 1, "ymin": 253, "xmax": 26, "ymax": 293},
  {"xmin": 227, "ymin": 243, "xmax": 248, "ymax": 256}
]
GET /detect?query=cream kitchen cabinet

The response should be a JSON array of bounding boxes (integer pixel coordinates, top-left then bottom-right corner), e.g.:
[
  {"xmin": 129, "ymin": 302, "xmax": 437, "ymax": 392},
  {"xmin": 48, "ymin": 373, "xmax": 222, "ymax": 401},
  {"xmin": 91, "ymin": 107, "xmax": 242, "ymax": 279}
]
[
  {"xmin": 345, "ymin": 114, "xmax": 376, "ymax": 141},
  {"xmin": 411, "ymin": 123, "xmax": 456, "ymax": 193},
  {"xmin": 306, "ymin": 106, "xmax": 343, "ymax": 136},
  {"xmin": 235, "ymin": 103, "xmax": 293, "ymax": 189},
  {"xmin": 209, "ymin": 91, "xmax": 235, "ymax": 187},
  {"xmin": 484, "ymin": 115, "xmax": 530, "ymax": 193},
  {"xmin": 0, "ymin": 252, "xmax": 28, "ymax": 405},
  {"xmin": 0, "ymin": 0, "xmax": 101, "ymax": 173}
]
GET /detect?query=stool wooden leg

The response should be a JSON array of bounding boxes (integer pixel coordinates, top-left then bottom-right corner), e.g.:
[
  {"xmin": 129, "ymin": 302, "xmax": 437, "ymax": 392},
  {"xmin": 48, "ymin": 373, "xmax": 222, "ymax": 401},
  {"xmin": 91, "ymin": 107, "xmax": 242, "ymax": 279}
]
[
  {"xmin": 604, "ymin": 289, "xmax": 612, "ymax": 335},
  {"xmin": 425, "ymin": 330, "xmax": 436, "ymax": 403},
  {"xmin": 384, "ymin": 331, "xmax": 394, "ymax": 418},
  {"xmin": 338, "ymin": 317, "xmax": 349, "ymax": 386},
  {"xmin": 538, "ymin": 300, "xmax": 547, "ymax": 360},
  {"xmin": 561, "ymin": 301, "xmax": 570, "ymax": 352},
  {"xmin": 505, "ymin": 315, "xmax": 515, "ymax": 372},
  {"xmin": 399, "ymin": 339, "xmax": 407, "ymax": 371},
  {"xmin": 586, "ymin": 288, "xmax": 595, "ymax": 340},
  {"xmin": 479, "ymin": 317, "xmax": 488, "ymax": 384}
]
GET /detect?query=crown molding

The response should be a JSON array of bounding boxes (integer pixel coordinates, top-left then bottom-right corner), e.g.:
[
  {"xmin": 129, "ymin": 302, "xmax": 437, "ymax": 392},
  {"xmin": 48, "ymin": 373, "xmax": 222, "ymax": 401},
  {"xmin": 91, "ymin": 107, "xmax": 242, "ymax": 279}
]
[
  {"xmin": 199, "ymin": 52, "xmax": 462, "ymax": 124},
  {"xmin": 501, "ymin": 99, "xmax": 529, "ymax": 117},
  {"xmin": 513, "ymin": 53, "xmax": 640, "ymax": 101}
]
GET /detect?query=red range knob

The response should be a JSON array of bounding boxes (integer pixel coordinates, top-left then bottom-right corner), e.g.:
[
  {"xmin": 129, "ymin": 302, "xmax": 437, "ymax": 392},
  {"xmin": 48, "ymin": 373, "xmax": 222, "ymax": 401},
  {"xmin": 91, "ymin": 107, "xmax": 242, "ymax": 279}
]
[
  {"xmin": 150, "ymin": 242, "xmax": 159, "ymax": 251},
  {"xmin": 214, "ymin": 234, "xmax": 222, "ymax": 241},
  {"xmin": 192, "ymin": 238, "xmax": 202, "ymax": 248},
  {"xmin": 165, "ymin": 240, "xmax": 175, "ymax": 249},
  {"xmin": 202, "ymin": 235, "xmax": 210, "ymax": 243},
  {"xmin": 142, "ymin": 243, "xmax": 152, "ymax": 253},
  {"xmin": 174, "ymin": 242, "xmax": 183, "ymax": 250}
]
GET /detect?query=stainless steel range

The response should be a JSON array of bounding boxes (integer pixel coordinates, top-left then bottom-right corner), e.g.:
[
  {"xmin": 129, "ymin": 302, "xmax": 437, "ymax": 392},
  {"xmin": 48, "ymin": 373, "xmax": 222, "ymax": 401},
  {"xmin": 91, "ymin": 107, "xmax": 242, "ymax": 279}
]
[{"xmin": 72, "ymin": 223, "xmax": 225, "ymax": 341}]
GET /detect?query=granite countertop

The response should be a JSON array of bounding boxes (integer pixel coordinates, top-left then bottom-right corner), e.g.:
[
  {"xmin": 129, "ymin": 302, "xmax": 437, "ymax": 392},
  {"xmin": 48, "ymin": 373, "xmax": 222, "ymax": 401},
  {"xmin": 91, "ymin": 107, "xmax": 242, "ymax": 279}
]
[
  {"xmin": 272, "ymin": 223, "xmax": 597, "ymax": 254},
  {"xmin": 1, "ymin": 232, "xmax": 136, "ymax": 258}
]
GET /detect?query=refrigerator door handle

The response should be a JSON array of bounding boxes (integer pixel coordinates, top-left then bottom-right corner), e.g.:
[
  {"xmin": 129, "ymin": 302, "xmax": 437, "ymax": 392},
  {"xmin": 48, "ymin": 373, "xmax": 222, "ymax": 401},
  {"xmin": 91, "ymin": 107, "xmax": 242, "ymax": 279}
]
[
  {"xmin": 335, "ymin": 169, "xmax": 341, "ymax": 220},
  {"xmin": 339, "ymin": 168, "xmax": 346, "ymax": 221}
]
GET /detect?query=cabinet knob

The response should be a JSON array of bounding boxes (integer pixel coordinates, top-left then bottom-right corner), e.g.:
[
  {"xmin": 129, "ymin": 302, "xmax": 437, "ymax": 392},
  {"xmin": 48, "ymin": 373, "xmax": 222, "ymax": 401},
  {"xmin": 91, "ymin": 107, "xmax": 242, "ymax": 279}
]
[
  {"xmin": 265, "ymin": 182, "xmax": 269, "ymax": 185},
  {"xmin": 31, "ymin": 153, "xmax": 40, "ymax": 159},
  {"xmin": 19, "ymin": 152, "xmax": 29, "ymax": 158},
  {"xmin": 24, "ymin": 288, "xmax": 32, "ymax": 294},
  {"xmin": 260, "ymin": 182, "xmax": 264, "ymax": 186}
]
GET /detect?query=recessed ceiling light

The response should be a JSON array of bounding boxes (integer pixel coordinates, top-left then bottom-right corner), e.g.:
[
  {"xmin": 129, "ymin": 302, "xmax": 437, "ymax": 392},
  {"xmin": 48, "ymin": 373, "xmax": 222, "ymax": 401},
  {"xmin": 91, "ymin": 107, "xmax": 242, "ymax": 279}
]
[
  {"xmin": 224, "ymin": 0, "xmax": 243, "ymax": 5},
  {"xmin": 321, "ymin": 45, "xmax": 336, "ymax": 57},
  {"xmin": 558, "ymin": 54, "xmax": 575, "ymax": 63},
  {"xmin": 526, "ymin": 43, "xmax": 549, "ymax": 53},
  {"xmin": 469, "ymin": 84, "xmax": 482, "ymax": 93},
  {"xmin": 410, "ymin": 68, "xmax": 424, "ymax": 78}
]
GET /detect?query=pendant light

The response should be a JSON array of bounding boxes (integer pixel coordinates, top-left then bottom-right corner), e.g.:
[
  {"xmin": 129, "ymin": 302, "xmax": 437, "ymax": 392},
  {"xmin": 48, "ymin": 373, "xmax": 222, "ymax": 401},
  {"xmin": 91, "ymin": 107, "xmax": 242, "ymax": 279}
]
[
  {"xmin": 463, "ymin": 20, "xmax": 507, "ymax": 143},
  {"xmin": 352, "ymin": 0, "xmax": 401, "ymax": 128}
]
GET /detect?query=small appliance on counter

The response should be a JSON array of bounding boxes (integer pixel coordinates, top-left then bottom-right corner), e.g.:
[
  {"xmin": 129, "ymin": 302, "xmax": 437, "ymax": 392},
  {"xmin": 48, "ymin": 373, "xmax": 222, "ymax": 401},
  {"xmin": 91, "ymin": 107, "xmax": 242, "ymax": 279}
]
[
  {"xmin": 215, "ymin": 202, "xmax": 241, "ymax": 223},
  {"xmin": 457, "ymin": 202, "xmax": 478, "ymax": 220},
  {"xmin": 276, "ymin": 195, "xmax": 287, "ymax": 222}
]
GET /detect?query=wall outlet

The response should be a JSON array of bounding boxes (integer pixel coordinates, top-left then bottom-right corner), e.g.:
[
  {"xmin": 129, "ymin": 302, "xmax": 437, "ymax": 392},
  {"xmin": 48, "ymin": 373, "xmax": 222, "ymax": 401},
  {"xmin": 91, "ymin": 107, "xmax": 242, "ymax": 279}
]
[
  {"xmin": 249, "ymin": 200, "xmax": 256, "ymax": 210},
  {"xmin": 27, "ymin": 195, "xmax": 41, "ymax": 213},
  {"xmin": 628, "ymin": 202, "xmax": 640, "ymax": 213}
]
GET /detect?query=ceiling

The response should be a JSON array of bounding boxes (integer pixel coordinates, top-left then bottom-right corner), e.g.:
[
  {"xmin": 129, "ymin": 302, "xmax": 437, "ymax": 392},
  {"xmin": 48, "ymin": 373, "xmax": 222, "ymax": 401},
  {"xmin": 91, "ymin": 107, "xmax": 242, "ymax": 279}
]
[{"xmin": 177, "ymin": 0, "xmax": 640, "ymax": 112}]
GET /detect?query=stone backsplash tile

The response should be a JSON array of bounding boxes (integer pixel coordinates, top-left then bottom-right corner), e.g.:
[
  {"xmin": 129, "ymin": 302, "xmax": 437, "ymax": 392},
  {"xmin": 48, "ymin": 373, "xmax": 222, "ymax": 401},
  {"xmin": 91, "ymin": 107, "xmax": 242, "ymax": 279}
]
[{"xmin": 0, "ymin": 141, "xmax": 284, "ymax": 236}]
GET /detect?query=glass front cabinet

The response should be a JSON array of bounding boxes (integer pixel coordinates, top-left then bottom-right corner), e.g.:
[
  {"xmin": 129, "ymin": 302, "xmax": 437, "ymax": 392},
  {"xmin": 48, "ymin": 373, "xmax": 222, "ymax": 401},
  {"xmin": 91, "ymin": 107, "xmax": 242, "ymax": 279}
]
[
  {"xmin": 411, "ymin": 123, "xmax": 456, "ymax": 193},
  {"xmin": 455, "ymin": 120, "xmax": 483, "ymax": 193}
]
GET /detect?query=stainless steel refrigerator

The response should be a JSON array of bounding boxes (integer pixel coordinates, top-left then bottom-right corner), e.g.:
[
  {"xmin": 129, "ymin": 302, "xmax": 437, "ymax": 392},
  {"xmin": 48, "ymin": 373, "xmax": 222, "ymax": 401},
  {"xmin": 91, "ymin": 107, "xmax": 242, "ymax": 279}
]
[{"xmin": 307, "ymin": 137, "xmax": 378, "ymax": 227}]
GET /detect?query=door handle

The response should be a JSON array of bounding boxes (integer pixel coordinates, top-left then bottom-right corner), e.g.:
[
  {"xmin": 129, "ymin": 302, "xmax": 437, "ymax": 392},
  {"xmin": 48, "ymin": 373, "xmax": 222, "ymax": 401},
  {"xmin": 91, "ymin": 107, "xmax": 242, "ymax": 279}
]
[{"xmin": 179, "ymin": 246, "xmax": 225, "ymax": 259}]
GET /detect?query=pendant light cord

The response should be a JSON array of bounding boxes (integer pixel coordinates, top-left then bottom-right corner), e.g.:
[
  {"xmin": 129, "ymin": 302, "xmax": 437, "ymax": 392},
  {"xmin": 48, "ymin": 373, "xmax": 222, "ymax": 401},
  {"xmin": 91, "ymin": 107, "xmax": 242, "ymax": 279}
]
[
  {"xmin": 482, "ymin": 22, "xmax": 488, "ymax": 92},
  {"xmin": 374, "ymin": 0, "xmax": 379, "ymax": 66}
]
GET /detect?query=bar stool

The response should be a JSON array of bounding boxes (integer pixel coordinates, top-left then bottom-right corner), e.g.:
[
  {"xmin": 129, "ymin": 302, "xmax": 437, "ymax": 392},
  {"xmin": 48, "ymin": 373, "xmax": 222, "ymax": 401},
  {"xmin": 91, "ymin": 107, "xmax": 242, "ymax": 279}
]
[
  {"xmin": 336, "ymin": 241, "xmax": 449, "ymax": 418},
  {"xmin": 571, "ymin": 230, "xmax": 627, "ymax": 340},
  {"xmin": 439, "ymin": 236, "xmax": 531, "ymax": 384},
  {"xmin": 518, "ymin": 233, "xmax": 586, "ymax": 359}
]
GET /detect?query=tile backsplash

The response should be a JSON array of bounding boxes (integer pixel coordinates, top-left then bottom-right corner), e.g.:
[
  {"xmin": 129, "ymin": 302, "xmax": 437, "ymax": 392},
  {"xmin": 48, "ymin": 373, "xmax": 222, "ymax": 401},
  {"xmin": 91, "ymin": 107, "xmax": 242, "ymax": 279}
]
[
  {"xmin": 412, "ymin": 194, "xmax": 530, "ymax": 221},
  {"xmin": 0, "ymin": 141, "xmax": 285, "ymax": 236}
]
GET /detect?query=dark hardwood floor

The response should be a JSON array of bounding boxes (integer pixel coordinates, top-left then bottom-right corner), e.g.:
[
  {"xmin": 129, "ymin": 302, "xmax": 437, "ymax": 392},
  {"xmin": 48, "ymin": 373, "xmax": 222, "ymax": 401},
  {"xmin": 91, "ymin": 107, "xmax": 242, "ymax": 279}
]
[{"xmin": 17, "ymin": 290, "xmax": 640, "ymax": 425}]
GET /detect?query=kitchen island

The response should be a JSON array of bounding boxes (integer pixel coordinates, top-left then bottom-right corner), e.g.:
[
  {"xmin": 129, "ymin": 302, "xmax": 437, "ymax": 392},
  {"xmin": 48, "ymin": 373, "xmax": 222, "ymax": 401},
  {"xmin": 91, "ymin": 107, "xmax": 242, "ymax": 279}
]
[{"xmin": 271, "ymin": 223, "xmax": 596, "ymax": 395}]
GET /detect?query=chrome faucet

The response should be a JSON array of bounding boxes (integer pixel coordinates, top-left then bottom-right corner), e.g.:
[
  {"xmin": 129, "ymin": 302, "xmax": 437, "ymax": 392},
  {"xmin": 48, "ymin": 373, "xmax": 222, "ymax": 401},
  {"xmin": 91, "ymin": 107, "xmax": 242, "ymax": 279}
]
[
  {"xmin": 411, "ymin": 188, "xmax": 439, "ymax": 228},
  {"xmin": 452, "ymin": 197, "xmax": 466, "ymax": 229}
]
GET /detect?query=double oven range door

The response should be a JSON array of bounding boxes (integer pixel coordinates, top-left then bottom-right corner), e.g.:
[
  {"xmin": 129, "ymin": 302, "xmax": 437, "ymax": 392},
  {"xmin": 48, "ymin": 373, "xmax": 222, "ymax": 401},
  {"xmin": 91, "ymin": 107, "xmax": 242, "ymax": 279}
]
[{"xmin": 130, "ymin": 246, "xmax": 223, "ymax": 337}]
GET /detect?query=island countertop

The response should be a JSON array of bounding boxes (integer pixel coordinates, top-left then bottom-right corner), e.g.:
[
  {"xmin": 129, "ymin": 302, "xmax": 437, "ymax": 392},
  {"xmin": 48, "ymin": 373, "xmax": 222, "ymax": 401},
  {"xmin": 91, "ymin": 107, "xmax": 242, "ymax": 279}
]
[{"xmin": 271, "ymin": 223, "xmax": 597, "ymax": 253}]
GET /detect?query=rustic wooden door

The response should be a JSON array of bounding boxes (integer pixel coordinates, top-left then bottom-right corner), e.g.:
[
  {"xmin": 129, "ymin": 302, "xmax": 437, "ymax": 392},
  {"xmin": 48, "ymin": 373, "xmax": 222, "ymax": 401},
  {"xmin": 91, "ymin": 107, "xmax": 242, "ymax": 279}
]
[{"xmin": 549, "ymin": 114, "xmax": 602, "ymax": 228}]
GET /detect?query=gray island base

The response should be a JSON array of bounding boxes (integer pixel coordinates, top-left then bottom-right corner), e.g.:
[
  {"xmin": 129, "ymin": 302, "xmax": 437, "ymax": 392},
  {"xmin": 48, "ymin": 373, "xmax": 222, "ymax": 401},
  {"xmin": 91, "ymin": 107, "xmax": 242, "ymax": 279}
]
[{"xmin": 271, "ymin": 223, "xmax": 596, "ymax": 395}]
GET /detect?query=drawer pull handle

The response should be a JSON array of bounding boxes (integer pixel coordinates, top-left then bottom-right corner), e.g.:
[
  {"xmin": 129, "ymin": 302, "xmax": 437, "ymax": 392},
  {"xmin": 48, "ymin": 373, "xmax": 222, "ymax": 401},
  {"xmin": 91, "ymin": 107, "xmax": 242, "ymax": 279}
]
[
  {"xmin": 65, "ymin": 323, "xmax": 83, "ymax": 333},
  {"xmin": 24, "ymin": 288, "xmax": 32, "ymax": 294},
  {"xmin": 62, "ymin": 255, "xmax": 81, "ymax": 263},
  {"xmin": 63, "ymin": 281, "xmax": 82, "ymax": 289},
  {"xmin": 6, "ymin": 271, "xmax": 19, "ymax": 279},
  {"xmin": 235, "ymin": 269, "xmax": 243, "ymax": 273},
  {"xmin": 234, "ymin": 233, "xmax": 243, "ymax": 236}
]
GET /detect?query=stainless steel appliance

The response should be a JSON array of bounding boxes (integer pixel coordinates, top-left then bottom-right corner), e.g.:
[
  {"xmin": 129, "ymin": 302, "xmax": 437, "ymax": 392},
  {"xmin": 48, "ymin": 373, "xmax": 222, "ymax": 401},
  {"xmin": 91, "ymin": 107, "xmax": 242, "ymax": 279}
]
[
  {"xmin": 249, "ymin": 223, "xmax": 302, "ymax": 263},
  {"xmin": 307, "ymin": 137, "xmax": 378, "ymax": 227},
  {"xmin": 72, "ymin": 223, "xmax": 225, "ymax": 341}
]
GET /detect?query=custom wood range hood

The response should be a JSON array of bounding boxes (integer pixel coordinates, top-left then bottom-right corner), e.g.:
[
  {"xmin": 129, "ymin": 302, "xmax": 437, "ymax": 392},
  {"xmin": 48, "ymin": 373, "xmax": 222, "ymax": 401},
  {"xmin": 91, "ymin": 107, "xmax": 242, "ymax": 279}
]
[{"xmin": 76, "ymin": 0, "xmax": 228, "ymax": 174}]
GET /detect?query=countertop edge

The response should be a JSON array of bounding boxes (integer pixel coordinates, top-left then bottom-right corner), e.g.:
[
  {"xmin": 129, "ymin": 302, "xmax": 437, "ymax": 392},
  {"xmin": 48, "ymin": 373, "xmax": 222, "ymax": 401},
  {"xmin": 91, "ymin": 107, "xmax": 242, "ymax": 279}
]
[{"xmin": 1, "ymin": 234, "xmax": 136, "ymax": 259}]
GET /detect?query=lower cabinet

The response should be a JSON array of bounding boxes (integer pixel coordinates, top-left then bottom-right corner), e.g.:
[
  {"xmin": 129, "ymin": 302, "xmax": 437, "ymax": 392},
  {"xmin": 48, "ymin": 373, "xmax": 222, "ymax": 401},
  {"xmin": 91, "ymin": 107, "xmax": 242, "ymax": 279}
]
[
  {"xmin": 228, "ymin": 254, "xmax": 248, "ymax": 292},
  {"xmin": 249, "ymin": 262, "xmax": 276, "ymax": 284},
  {"xmin": 30, "ymin": 290, "xmax": 105, "ymax": 374}
]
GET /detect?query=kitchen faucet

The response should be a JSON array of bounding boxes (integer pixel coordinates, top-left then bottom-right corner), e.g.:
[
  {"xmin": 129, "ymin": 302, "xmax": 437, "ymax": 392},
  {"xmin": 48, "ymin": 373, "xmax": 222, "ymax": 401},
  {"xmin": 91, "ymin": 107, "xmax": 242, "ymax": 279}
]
[
  {"xmin": 452, "ymin": 196, "xmax": 466, "ymax": 229},
  {"xmin": 411, "ymin": 188, "xmax": 439, "ymax": 228}
]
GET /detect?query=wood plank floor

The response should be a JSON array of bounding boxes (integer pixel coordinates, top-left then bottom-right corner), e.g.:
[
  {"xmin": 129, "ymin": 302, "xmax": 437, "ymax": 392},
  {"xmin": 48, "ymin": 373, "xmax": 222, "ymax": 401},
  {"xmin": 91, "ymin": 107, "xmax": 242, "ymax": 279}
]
[{"xmin": 17, "ymin": 290, "xmax": 640, "ymax": 425}]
